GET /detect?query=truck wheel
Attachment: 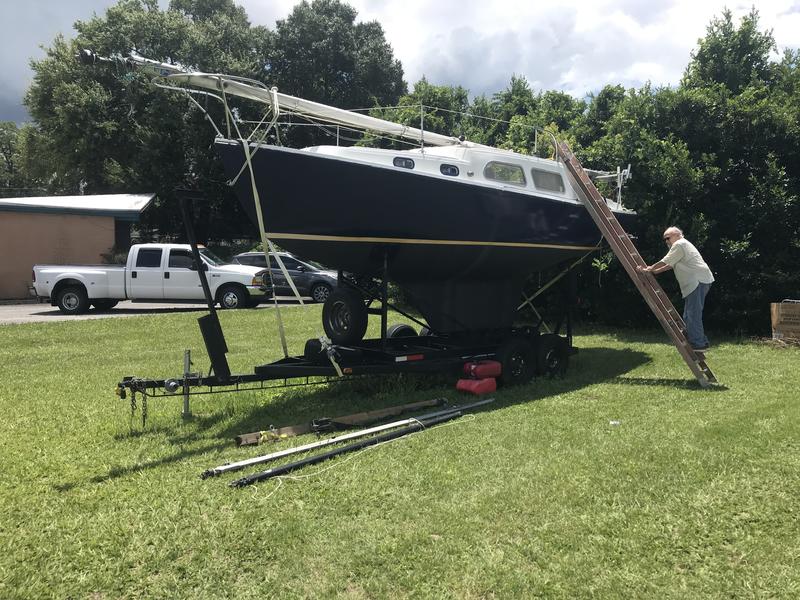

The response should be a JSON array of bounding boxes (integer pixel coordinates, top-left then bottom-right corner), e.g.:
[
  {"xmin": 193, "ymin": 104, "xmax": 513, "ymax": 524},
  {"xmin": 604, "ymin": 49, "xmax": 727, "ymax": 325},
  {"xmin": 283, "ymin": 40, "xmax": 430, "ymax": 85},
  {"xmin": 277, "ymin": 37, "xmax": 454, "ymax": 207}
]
[
  {"xmin": 56, "ymin": 285, "xmax": 89, "ymax": 315},
  {"xmin": 322, "ymin": 289, "xmax": 368, "ymax": 344},
  {"xmin": 496, "ymin": 337, "xmax": 536, "ymax": 386},
  {"xmin": 311, "ymin": 283, "xmax": 332, "ymax": 303},
  {"xmin": 537, "ymin": 334, "xmax": 569, "ymax": 377},
  {"xmin": 92, "ymin": 300, "xmax": 118, "ymax": 311},
  {"xmin": 218, "ymin": 286, "xmax": 247, "ymax": 309}
]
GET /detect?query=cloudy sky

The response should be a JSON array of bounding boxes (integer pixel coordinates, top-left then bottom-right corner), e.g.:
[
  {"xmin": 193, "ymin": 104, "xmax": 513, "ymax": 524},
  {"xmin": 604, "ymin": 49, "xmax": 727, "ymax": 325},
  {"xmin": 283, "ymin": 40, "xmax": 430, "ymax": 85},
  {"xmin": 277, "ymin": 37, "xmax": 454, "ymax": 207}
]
[{"xmin": 2, "ymin": 0, "xmax": 800, "ymax": 122}]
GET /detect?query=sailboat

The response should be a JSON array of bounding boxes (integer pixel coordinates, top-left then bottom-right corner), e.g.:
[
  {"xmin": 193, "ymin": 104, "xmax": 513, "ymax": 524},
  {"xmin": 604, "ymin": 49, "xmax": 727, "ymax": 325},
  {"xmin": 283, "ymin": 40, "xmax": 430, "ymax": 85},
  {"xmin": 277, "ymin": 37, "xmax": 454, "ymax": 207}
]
[{"xmin": 81, "ymin": 51, "xmax": 635, "ymax": 336}]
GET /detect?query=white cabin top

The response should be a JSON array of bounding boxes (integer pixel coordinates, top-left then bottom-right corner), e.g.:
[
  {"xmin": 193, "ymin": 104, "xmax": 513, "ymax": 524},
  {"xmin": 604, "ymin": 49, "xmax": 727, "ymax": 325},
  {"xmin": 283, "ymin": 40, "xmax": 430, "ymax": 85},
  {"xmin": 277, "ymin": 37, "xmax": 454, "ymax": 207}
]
[{"xmin": 303, "ymin": 144, "xmax": 632, "ymax": 214}]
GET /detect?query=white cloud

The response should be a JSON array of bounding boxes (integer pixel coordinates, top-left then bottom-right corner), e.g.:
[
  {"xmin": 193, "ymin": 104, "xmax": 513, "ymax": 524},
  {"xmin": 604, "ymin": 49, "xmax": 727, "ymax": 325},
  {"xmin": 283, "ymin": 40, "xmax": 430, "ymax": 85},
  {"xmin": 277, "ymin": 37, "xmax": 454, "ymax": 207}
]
[
  {"xmin": 1, "ymin": 0, "xmax": 799, "ymax": 121},
  {"xmin": 241, "ymin": 0, "xmax": 800, "ymax": 98}
]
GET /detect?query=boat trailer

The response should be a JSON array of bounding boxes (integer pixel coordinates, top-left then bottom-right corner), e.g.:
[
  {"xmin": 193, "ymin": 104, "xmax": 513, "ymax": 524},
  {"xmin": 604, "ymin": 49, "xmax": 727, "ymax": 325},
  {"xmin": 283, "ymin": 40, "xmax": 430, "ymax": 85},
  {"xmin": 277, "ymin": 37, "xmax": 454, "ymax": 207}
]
[{"xmin": 115, "ymin": 193, "xmax": 578, "ymax": 421}]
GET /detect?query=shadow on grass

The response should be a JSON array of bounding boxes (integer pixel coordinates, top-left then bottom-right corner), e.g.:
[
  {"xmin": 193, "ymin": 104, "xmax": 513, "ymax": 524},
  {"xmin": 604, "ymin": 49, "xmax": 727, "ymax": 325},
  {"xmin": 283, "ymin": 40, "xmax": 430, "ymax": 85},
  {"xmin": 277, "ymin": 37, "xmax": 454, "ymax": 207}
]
[
  {"xmin": 72, "ymin": 344, "xmax": 691, "ymax": 487},
  {"xmin": 112, "ymin": 410, "xmax": 229, "ymax": 441},
  {"xmin": 208, "ymin": 346, "xmax": 654, "ymax": 443},
  {"xmin": 52, "ymin": 441, "xmax": 229, "ymax": 492}
]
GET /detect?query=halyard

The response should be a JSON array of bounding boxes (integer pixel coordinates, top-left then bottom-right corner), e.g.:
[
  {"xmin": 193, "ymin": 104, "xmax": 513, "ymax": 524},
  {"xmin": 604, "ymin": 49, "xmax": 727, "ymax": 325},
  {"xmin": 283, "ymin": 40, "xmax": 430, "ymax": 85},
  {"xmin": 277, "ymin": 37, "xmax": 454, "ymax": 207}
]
[{"xmin": 0, "ymin": 305, "xmax": 798, "ymax": 598}]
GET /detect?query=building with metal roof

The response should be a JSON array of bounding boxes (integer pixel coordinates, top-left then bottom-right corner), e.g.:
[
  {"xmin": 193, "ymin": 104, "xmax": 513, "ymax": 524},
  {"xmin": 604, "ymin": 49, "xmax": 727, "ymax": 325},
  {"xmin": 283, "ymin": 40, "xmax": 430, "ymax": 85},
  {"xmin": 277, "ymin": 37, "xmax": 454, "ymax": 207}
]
[{"xmin": 0, "ymin": 193, "xmax": 155, "ymax": 300}]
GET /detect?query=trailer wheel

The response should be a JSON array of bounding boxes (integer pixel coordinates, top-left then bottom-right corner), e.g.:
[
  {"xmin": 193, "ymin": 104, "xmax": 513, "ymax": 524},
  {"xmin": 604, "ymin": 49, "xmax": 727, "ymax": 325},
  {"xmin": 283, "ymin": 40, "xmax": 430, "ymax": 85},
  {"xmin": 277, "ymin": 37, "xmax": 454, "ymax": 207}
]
[
  {"xmin": 387, "ymin": 323, "xmax": 417, "ymax": 338},
  {"xmin": 56, "ymin": 285, "xmax": 89, "ymax": 315},
  {"xmin": 496, "ymin": 338, "xmax": 536, "ymax": 386},
  {"xmin": 92, "ymin": 300, "xmax": 118, "ymax": 311},
  {"xmin": 537, "ymin": 334, "xmax": 569, "ymax": 377},
  {"xmin": 322, "ymin": 289, "xmax": 368, "ymax": 344}
]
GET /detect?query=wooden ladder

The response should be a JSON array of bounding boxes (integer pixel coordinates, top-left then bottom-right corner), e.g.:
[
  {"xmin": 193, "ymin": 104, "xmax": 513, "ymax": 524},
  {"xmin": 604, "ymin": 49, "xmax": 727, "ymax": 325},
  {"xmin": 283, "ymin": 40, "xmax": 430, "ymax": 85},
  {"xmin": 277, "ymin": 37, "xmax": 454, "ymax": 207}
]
[{"xmin": 557, "ymin": 142, "xmax": 717, "ymax": 388}]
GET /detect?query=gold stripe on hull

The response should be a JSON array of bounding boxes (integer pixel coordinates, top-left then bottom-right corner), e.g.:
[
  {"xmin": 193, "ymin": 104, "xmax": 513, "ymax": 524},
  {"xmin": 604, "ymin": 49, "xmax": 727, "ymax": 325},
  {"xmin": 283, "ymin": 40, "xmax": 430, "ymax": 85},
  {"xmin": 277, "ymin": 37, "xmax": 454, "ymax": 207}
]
[{"xmin": 266, "ymin": 232, "xmax": 599, "ymax": 252}]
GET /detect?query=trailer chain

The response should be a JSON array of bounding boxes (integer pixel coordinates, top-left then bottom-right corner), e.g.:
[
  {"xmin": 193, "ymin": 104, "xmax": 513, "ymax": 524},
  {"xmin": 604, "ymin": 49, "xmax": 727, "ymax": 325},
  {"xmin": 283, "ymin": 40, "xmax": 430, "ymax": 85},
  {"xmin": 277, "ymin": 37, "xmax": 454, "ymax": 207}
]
[
  {"xmin": 127, "ymin": 387, "xmax": 149, "ymax": 428},
  {"xmin": 130, "ymin": 389, "xmax": 137, "ymax": 427},
  {"xmin": 141, "ymin": 391, "xmax": 148, "ymax": 428}
]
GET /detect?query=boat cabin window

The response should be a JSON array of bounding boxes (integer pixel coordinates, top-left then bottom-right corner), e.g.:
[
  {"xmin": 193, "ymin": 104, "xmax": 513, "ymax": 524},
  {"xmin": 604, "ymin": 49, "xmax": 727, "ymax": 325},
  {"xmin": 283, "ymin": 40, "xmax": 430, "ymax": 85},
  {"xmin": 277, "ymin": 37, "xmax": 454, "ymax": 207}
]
[
  {"xmin": 440, "ymin": 164, "xmax": 460, "ymax": 176},
  {"xmin": 531, "ymin": 168, "xmax": 565, "ymax": 193},
  {"xmin": 393, "ymin": 157, "xmax": 415, "ymax": 169},
  {"xmin": 483, "ymin": 161, "xmax": 526, "ymax": 186}
]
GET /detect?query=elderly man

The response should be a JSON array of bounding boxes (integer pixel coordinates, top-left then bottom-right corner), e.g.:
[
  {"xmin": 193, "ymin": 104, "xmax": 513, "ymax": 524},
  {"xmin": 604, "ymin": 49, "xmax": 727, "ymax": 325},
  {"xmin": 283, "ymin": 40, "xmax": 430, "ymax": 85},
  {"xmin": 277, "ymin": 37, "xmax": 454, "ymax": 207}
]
[{"xmin": 638, "ymin": 227, "xmax": 715, "ymax": 351}]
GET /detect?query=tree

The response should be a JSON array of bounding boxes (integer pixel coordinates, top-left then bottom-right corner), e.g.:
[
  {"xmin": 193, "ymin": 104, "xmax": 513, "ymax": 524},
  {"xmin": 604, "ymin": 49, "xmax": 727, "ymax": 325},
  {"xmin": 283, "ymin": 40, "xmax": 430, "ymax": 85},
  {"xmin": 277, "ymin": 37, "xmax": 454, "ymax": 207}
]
[
  {"xmin": 683, "ymin": 8, "xmax": 776, "ymax": 93},
  {"xmin": 361, "ymin": 78, "xmax": 470, "ymax": 149},
  {"xmin": 0, "ymin": 122, "xmax": 23, "ymax": 198},
  {"xmin": 576, "ymin": 9, "xmax": 800, "ymax": 333},
  {"xmin": 267, "ymin": 0, "xmax": 405, "ymax": 147},
  {"xmin": 23, "ymin": 0, "xmax": 407, "ymax": 241},
  {"xmin": 576, "ymin": 84, "xmax": 626, "ymax": 146}
]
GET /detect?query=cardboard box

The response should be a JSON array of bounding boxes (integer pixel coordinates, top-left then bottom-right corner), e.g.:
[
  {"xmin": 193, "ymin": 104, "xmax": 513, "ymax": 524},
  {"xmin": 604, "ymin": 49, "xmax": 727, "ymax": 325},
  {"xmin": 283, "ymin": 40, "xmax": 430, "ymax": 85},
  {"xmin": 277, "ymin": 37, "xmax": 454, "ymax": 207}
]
[{"xmin": 771, "ymin": 300, "xmax": 800, "ymax": 340}]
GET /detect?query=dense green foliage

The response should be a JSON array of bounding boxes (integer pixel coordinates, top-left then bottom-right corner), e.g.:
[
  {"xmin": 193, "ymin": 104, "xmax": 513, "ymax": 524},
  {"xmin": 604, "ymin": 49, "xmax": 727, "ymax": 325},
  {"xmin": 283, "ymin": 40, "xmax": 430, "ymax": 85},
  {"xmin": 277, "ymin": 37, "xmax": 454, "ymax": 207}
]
[
  {"xmin": 6, "ymin": 4, "xmax": 798, "ymax": 333},
  {"xmin": 1, "ymin": 308, "xmax": 799, "ymax": 597}
]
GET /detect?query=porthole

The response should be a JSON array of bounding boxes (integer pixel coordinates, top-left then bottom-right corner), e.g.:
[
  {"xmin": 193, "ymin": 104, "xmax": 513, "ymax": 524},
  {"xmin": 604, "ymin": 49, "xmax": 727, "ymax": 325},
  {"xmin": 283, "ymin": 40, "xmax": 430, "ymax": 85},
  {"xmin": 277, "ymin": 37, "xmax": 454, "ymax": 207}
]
[
  {"xmin": 393, "ymin": 157, "xmax": 415, "ymax": 169},
  {"xmin": 440, "ymin": 164, "xmax": 459, "ymax": 176}
]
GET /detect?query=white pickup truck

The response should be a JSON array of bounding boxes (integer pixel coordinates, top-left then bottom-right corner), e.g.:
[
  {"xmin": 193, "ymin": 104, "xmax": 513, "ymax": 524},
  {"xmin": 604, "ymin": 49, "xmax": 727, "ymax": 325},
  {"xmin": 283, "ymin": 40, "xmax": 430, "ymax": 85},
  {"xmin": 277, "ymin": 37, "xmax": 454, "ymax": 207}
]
[{"xmin": 31, "ymin": 243, "xmax": 268, "ymax": 314}]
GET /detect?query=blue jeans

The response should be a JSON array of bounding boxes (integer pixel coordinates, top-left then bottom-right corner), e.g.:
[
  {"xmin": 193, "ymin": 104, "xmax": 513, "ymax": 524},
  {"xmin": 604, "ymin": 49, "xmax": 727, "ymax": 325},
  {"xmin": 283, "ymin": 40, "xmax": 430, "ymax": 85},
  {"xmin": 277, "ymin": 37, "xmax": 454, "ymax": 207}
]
[{"xmin": 684, "ymin": 282, "xmax": 711, "ymax": 348}]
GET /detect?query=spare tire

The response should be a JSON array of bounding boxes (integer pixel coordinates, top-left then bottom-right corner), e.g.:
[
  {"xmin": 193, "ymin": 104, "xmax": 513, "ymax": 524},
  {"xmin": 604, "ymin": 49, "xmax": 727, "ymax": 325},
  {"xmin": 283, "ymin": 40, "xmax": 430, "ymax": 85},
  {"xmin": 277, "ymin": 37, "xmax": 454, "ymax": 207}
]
[{"xmin": 322, "ymin": 289, "xmax": 368, "ymax": 344}]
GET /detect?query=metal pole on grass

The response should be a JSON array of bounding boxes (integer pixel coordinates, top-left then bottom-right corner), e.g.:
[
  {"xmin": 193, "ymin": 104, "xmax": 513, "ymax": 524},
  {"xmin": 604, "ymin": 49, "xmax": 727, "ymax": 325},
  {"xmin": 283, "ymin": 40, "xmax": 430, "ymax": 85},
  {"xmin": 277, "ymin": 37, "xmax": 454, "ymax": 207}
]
[
  {"xmin": 229, "ymin": 411, "xmax": 462, "ymax": 488},
  {"xmin": 202, "ymin": 398, "xmax": 494, "ymax": 479}
]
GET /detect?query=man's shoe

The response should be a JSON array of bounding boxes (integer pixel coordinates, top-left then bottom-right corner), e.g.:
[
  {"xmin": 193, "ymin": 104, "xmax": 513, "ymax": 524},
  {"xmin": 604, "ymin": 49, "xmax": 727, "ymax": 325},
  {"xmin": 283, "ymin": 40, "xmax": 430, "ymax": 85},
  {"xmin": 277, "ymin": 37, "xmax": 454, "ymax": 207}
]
[{"xmin": 692, "ymin": 344, "xmax": 710, "ymax": 352}]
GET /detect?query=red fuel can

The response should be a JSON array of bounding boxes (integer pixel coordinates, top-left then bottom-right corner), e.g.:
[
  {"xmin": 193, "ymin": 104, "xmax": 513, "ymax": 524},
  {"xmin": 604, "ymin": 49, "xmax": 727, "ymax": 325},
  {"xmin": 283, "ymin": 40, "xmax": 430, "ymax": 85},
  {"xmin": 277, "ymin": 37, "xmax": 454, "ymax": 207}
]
[
  {"xmin": 456, "ymin": 377, "xmax": 497, "ymax": 395},
  {"xmin": 463, "ymin": 360, "xmax": 502, "ymax": 379}
]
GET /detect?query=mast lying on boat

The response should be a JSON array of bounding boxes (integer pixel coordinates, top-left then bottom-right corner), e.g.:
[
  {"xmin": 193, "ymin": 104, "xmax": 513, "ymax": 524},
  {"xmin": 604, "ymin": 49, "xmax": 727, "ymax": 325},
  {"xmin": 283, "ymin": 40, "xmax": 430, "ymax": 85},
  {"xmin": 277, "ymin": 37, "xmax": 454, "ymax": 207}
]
[{"xmin": 78, "ymin": 49, "xmax": 473, "ymax": 149}]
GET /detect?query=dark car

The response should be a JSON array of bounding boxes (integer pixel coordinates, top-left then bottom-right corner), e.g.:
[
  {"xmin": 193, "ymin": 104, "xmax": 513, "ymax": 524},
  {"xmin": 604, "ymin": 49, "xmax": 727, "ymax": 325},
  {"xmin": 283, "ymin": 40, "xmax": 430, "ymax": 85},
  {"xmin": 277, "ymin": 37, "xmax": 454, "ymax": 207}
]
[{"xmin": 232, "ymin": 251, "xmax": 338, "ymax": 303}]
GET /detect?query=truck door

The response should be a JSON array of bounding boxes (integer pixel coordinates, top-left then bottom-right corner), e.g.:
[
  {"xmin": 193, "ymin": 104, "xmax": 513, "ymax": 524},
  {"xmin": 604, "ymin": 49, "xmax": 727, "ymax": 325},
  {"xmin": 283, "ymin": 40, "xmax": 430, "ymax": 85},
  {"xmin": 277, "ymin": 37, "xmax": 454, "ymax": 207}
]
[
  {"xmin": 128, "ymin": 247, "xmax": 165, "ymax": 299},
  {"xmin": 166, "ymin": 249, "xmax": 204, "ymax": 300}
]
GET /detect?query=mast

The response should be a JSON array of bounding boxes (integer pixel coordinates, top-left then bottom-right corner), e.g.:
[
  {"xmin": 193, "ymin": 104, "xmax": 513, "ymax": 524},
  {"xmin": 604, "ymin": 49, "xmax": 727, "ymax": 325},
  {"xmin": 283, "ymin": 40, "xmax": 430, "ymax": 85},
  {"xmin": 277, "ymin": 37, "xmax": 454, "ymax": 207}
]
[
  {"xmin": 77, "ymin": 49, "xmax": 467, "ymax": 148},
  {"xmin": 164, "ymin": 73, "xmax": 468, "ymax": 149}
]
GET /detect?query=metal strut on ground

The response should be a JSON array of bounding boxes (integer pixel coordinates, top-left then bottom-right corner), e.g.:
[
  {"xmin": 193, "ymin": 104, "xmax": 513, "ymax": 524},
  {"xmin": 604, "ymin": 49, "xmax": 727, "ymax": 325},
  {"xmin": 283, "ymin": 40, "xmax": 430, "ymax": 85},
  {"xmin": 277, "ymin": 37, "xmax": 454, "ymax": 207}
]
[
  {"xmin": 556, "ymin": 142, "xmax": 718, "ymax": 388},
  {"xmin": 228, "ymin": 411, "xmax": 463, "ymax": 488},
  {"xmin": 202, "ymin": 398, "xmax": 494, "ymax": 479}
]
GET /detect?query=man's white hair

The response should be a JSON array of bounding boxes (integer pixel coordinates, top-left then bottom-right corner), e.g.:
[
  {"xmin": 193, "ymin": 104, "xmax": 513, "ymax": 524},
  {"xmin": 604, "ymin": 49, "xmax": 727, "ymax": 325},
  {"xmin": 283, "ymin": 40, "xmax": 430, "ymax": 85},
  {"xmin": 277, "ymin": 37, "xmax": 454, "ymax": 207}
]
[{"xmin": 664, "ymin": 226, "xmax": 683, "ymax": 237}]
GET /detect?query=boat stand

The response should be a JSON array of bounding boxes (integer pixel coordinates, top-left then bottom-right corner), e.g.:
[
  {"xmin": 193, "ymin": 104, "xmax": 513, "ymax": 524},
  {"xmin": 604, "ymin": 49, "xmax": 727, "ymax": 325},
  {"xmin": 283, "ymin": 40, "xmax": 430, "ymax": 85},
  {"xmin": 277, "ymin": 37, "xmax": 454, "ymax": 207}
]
[{"xmin": 176, "ymin": 189, "xmax": 232, "ymax": 382}]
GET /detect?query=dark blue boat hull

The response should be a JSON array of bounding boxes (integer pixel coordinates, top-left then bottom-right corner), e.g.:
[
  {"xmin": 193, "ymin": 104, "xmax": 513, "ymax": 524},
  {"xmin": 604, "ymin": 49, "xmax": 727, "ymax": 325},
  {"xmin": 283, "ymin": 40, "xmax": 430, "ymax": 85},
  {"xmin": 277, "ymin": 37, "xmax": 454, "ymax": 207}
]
[{"xmin": 216, "ymin": 140, "xmax": 634, "ymax": 332}]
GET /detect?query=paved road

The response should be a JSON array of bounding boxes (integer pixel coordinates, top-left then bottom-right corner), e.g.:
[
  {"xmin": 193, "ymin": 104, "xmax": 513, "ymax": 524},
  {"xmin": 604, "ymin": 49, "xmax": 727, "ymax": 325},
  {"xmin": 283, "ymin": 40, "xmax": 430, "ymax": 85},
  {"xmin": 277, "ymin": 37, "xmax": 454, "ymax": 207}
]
[{"xmin": 0, "ymin": 298, "xmax": 311, "ymax": 325}]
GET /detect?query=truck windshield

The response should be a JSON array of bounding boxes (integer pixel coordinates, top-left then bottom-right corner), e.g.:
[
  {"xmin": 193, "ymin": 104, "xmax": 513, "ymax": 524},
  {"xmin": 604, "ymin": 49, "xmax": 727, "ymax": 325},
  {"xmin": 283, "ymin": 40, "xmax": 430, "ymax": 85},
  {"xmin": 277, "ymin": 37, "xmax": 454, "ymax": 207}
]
[{"xmin": 199, "ymin": 249, "xmax": 226, "ymax": 266}]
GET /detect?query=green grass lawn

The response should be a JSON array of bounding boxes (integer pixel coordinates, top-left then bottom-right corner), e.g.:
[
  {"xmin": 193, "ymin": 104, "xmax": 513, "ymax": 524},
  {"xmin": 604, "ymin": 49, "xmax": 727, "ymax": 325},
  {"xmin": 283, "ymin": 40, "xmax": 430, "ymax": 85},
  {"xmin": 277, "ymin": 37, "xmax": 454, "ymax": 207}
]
[{"xmin": 1, "ymin": 306, "xmax": 798, "ymax": 599}]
